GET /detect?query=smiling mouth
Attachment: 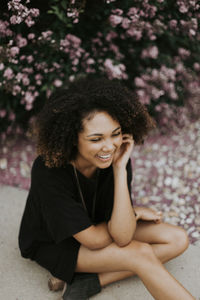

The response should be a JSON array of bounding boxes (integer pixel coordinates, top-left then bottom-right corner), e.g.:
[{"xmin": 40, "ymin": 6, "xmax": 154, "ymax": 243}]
[{"xmin": 97, "ymin": 154, "xmax": 112, "ymax": 161}]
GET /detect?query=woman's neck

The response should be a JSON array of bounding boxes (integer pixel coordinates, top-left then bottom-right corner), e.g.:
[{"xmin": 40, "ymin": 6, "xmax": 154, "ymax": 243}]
[{"xmin": 71, "ymin": 160, "xmax": 97, "ymax": 179}]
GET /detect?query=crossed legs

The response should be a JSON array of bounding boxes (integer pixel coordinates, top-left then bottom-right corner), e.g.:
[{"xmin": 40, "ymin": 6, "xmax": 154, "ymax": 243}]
[{"xmin": 75, "ymin": 222, "xmax": 194, "ymax": 300}]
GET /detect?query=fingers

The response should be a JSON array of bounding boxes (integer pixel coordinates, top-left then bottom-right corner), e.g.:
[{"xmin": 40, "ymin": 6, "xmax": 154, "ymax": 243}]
[
  {"xmin": 122, "ymin": 134, "xmax": 134, "ymax": 154},
  {"xmin": 122, "ymin": 134, "xmax": 134, "ymax": 143},
  {"xmin": 154, "ymin": 211, "xmax": 163, "ymax": 223},
  {"xmin": 134, "ymin": 207, "xmax": 163, "ymax": 224}
]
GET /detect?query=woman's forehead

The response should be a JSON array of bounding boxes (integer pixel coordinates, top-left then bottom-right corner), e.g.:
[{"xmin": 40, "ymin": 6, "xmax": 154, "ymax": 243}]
[{"xmin": 81, "ymin": 111, "xmax": 120, "ymax": 134}]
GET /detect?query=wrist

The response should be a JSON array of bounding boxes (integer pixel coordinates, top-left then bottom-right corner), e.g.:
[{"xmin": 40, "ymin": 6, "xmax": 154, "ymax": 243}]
[{"xmin": 113, "ymin": 164, "xmax": 127, "ymax": 175}]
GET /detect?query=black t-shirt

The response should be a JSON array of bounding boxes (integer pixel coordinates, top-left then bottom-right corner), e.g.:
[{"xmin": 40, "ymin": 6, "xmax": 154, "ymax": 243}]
[{"xmin": 18, "ymin": 156, "xmax": 133, "ymax": 259}]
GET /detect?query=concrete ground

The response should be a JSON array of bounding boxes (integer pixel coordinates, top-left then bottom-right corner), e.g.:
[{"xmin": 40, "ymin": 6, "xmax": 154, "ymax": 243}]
[{"xmin": 0, "ymin": 184, "xmax": 199, "ymax": 300}]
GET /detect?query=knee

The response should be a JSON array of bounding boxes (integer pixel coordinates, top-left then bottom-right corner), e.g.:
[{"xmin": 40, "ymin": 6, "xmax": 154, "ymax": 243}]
[
  {"xmin": 129, "ymin": 242, "xmax": 159, "ymax": 273},
  {"xmin": 169, "ymin": 226, "xmax": 189, "ymax": 254},
  {"xmin": 113, "ymin": 241, "xmax": 158, "ymax": 274},
  {"xmin": 129, "ymin": 241, "xmax": 157, "ymax": 263}
]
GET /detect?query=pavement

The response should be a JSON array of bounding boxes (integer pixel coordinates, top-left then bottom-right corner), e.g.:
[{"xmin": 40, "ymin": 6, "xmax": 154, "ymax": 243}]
[{"xmin": 0, "ymin": 184, "xmax": 200, "ymax": 300}]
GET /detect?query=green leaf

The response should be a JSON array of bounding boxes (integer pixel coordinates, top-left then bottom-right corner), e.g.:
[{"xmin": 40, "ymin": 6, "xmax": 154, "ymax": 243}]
[{"xmin": 61, "ymin": 1, "xmax": 67, "ymax": 10}]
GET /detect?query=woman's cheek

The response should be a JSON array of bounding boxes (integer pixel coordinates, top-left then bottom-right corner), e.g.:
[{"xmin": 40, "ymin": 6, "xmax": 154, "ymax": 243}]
[{"xmin": 92, "ymin": 143, "xmax": 102, "ymax": 152}]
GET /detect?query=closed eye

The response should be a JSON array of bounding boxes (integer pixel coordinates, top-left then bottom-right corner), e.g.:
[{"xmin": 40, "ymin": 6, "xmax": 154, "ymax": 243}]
[
  {"xmin": 90, "ymin": 131, "xmax": 121, "ymax": 142},
  {"xmin": 112, "ymin": 131, "xmax": 121, "ymax": 137},
  {"xmin": 90, "ymin": 138, "xmax": 101, "ymax": 142}
]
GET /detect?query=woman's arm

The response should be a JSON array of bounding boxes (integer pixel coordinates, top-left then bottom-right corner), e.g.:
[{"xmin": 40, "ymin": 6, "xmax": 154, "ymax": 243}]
[
  {"xmin": 73, "ymin": 222, "xmax": 113, "ymax": 250},
  {"xmin": 107, "ymin": 134, "xmax": 136, "ymax": 247}
]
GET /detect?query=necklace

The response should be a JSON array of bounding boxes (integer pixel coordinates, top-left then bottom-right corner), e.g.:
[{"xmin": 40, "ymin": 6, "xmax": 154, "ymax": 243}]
[{"xmin": 73, "ymin": 165, "xmax": 99, "ymax": 221}]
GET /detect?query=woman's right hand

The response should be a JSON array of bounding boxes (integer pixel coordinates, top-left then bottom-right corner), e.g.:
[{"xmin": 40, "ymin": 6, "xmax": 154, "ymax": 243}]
[{"xmin": 112, "ymin": 134, "xmax": 134, "ymax": 171}]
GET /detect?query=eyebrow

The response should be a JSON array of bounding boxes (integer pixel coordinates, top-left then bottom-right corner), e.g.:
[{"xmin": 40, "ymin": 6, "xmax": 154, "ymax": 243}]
[{"xmin": 87, "ymin": 126, "xmax": 121, "ymax": 137}]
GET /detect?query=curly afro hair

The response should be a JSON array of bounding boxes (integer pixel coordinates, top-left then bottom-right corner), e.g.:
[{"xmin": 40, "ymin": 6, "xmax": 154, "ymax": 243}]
[{"xmin": 33, "ymin": 77, "xmax": 156, "ymax": 168}]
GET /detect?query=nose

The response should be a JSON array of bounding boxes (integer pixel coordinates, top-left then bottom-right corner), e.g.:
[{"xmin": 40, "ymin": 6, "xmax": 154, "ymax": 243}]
[{"xmin": 102, "ymin": 139, "xmax": 115, "ymax": 152}]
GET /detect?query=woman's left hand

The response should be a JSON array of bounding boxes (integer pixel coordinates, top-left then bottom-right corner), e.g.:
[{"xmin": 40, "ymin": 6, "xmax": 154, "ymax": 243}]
[
  {"xmin": 134, "ymin": 206, "xmax": 163, "ymax": 223},
  {"xmin": 112, "ymin": 134, "xmax": 134, "ymax": 170}
]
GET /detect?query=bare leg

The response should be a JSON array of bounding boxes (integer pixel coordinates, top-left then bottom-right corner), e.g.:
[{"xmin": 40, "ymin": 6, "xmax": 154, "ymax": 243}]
[
  {"xmin": 98, "ymin": 221, "xmax": 189, "ymax": 286},
  {"xmin": 75, "ymin": 223, "xmax": 194, "ymax": 299},
  {"xmin": 49, "ymin": 222, "xmax": 189, "ymax": 290}
]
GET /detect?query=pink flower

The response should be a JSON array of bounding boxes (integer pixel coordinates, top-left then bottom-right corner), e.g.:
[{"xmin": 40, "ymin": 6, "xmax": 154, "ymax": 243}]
[
  {"xmin": 151, "ymin": 87, "xmax": 165, "ymax": 99},
  {"xmin": 24, "ymin": 91, "xmax": 34, "ymax": 104},
  {"xmin": 67, "ymin": 7, "xmax": 79, "ymax": 22},
  {"xmin": 60, "ymin": 39, "xmax": 70, "ymax": 48},
  {"xmin": 22, "ymin": 75, "xmax": 30, "ymax": 86},
  {"xmin": 155, "ymin": 105, "xmax": 162, "ymax": 112},
  {"xmin": 160, "ymin": 66, "xmax": 176, "ymax": 81},
  {"xmin": 106, "ymin": 31, "xmax": 118, "ymax": 41},
  {"xmin": 12, "ymin": 85, "xmax": 21, "ymax": 95},
  {"xmin": 73, "ymin": 18, "xmax": 79, "ymax": 24},
  {"xmin": 52, "ymin": 62, "xmax": 61, "ymax": 69},
  {"xmin": 193, "ymin": 63, "xmax": 200, "ymax": 71},
  {"xmin": 128, "ymin": 7, "xmax": 138, "ymax": 16},
  {"xmin": 121, "ymin": 18, "xmax": 130, "ymax": 29},
  {"xmin": 0, "ymin": 20, "xmax": 13, "ymax": 37},
  {"xmin": 179, "ymin": 4, "xmax": 188, "ymax": 13},
  {"xmin": 30, "ymin": 8, "xmax": 40, "ymax": 17},
  {"xmin": 27, "ymin": 55, "xmax": 34, "ymax": 63},
  {"xmin": 25, "ymin": 103, "xmax": 33, "ymax": 111},
  {"xmin": 46, "ymin": 89, "xmax": 52, "ymax": 98},
  {"xmin": 0, "ymin": 110, "xmax": 6, "ymax": 118},
  {"xmin": 69, "ymin": 75, "xmax": 75, "ymax": 82},
  {"xmin": 86, "ymin": 58, "xmax": 95, "ymax": 65},
  {"xmin": 25, "ymin": 16, "xmax": 35, "ymax": 27},
  {"xmin": 126, "ymin": 27, "xmax": 142, "ymax": 40},
  {"xmin": 53, "ymin": 79, "xmax": 63, "ymax": 87},
  {"xmin": 135, "ymin": 77, "xmax": 146, "ymax": 87},
  {"xmin": 20, "ymin": 55, "xmax": 26, "ymax": 60},
  {"xmin": 189, "ymin": 29, "xmax": 196, "ymax": 36},
  {"xmin": 169, "ymin": 19, "xmax": 178, "ymax": 29},
  {"xmin": 28, "ymin": 85, "xmax": 36, "ymax": 91},
  {"xmin": 16, "ymin": 35, "xmax": 27, "ymax": 48},
  {"xmin": 27, "ymin": 33, "xmax": 35, "ymax": 39},
  {"xmin": 22, "ymin": 68, "xmax": 33, "ymax": 74},
  {"xmin": 9, "ymin": 112, "xmax": 16, "ymax": 121},
  {"xmin": 92, "ymin": 38, "xmax": 102, "ymax": 46},
  {"xmin": 16, "ymin": 72, "xmax": 23, "ymax": 82},
  {"xmin": 109, "ymin": 15, "xmax": 123, "ymax": 27},
  {"xmin": 41, "ymin": 30, "xmax": 53, "ymax": 40},
  {"xmin": 3, "ymin": 67, "xmax": 14, "ymax": 79},
  {"xmin": 111, "ymin": 9, "xmax": 123, "ymax": 16},
  {"xmin": 141, "ymin": 46, "xmax": 159, "ymax": 59},
  {"xmin": 35, "ymin": 74, "xmax": 43, "ymax": 80},
  {"xmin": 66, "ymin": 34, "xmax": 81, "ymax": 47},
  {"xmin": 10, "ymin": 46, "xmax": 20, "ymax": 56},
  {"xmin": 148, "ymin": 46, "xmax": 159, "ymax": 59},
  {"xmin": 0, "ymin": 63, "xmax": 4, "ymax": 70},
  {"xmin": 176, "ymin": 62, "xmax": 184, "ymax": 73},
  {"xmin": 178, "ymin": 48, "xmax": 191, "ymax": 59},
  {"xmin": 72, "ymin": 58, "xmax": 79, "ymax": 65},
  {"xmin": 104, "ymin": 59, "xmax": 128, "ymax": 80},
  {"xmin": 10, "ymin": 15, "xmax": 22, "ymax": 24},
  {"xmin": 136, "ymin": 90, "xmax": 150, "ymax": 105}
]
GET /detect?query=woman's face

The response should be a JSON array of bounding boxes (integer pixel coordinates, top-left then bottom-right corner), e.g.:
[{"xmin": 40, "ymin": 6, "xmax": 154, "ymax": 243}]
[{"xmin": 74, "ymin": 111, "xmax": 122, "ymax": 176}]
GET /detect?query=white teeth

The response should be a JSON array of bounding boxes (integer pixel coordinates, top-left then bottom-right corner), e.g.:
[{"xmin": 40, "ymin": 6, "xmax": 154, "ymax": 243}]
[{"xmin": 98, "ymin": 154, "xmax": 111, "ymax": 159}]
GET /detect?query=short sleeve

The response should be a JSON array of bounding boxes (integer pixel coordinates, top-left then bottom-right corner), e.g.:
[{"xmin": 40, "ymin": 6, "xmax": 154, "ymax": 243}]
[{"xmin": 34, "ymin": 168, "xmax": 92, "ymax": 244}]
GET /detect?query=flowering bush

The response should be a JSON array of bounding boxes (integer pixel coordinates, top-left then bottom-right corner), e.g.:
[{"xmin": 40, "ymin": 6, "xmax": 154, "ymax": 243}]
[{"xmin": 0, "ymin": 0, "xmax": 200, "ymax": 138}]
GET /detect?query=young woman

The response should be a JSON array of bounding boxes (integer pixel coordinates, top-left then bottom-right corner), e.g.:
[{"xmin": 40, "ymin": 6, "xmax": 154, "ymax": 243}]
[{"xmin": 19, "ymin": 78, "xmax": 194, "ymax": 300}]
